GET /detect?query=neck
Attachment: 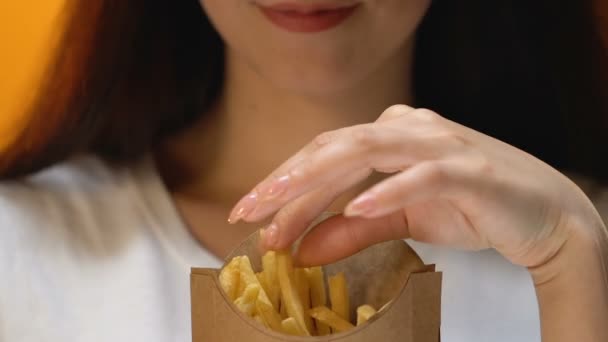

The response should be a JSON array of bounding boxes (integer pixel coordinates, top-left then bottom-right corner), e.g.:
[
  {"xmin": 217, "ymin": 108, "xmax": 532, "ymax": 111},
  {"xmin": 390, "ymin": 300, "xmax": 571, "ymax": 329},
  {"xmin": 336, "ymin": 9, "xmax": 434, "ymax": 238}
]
[
  {"xmin": 162, "ymin": 41, "xmax": 414, "ymax": 205},
  {"xmin": 157, "ymin": 40, "xmax": 414, "ymax": 258}
]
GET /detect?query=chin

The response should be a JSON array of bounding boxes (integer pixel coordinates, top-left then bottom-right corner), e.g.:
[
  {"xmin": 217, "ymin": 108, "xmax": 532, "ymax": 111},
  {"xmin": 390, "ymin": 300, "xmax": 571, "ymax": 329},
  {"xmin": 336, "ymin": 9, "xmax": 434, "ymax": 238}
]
[{"xmin": 260, "ymin": 55, "xmax": 369, "ymax": 96}]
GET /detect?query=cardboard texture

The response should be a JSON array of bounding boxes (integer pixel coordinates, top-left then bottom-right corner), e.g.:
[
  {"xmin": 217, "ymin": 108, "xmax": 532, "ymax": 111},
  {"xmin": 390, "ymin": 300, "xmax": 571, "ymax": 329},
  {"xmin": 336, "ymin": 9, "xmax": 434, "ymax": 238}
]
[{"xmin": 191, "ymin": 222, "xmax": 442, "ymax": 341}]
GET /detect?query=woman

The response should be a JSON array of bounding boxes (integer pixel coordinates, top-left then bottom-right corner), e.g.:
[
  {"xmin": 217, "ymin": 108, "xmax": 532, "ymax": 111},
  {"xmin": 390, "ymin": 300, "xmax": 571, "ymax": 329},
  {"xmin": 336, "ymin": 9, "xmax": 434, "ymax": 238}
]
[{"xmin": 1, "ymin": 0, "xmax": 606, "ymax": 341}]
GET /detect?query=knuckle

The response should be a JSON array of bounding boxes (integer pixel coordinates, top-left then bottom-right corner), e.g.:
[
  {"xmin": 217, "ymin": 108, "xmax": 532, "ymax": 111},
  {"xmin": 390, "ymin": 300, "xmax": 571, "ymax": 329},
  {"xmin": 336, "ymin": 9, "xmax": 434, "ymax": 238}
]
[
  {"xmin": 312, "ymin": 131, "xmax": 335, "ymax": 149},
  {"xmin": 423, "ymin": 162, "xmax": 449, "ymax": 185},
  {"xmin": 291, "ymin": 158, "xmax": 312, "ymax": 180},
  {"xmin": 273, "ymin": 205, "xmax": 297, "ymax": 228},
  {"xmin": 412, "ymin": 108, "xmax": 443, "ymax": 123},
  {"xmin": 470, "ymin": 151, "xmax": 494, "ymax": 176},
  {"xmin": 350, "ymin": 125, "xmax": 380, "ymax": 148},
  {"xmin": 380, "ymin": 104, "xmax": 414, "ymax": 120}
]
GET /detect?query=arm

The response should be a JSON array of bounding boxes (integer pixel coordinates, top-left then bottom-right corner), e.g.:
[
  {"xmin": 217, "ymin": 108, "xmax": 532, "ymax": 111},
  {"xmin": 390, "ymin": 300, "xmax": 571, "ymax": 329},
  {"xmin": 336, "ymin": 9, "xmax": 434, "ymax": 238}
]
[{"xmin": 531, "ymin": 216, "xmax": 608, "ymax": 341}]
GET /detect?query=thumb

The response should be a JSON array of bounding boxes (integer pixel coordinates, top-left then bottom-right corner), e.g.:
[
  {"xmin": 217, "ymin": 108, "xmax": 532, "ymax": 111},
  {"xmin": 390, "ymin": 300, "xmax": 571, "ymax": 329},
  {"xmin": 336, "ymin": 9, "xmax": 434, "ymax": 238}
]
[{"xmin": 294, "ymin": 212, "xmax": 410, "ymax": 266}]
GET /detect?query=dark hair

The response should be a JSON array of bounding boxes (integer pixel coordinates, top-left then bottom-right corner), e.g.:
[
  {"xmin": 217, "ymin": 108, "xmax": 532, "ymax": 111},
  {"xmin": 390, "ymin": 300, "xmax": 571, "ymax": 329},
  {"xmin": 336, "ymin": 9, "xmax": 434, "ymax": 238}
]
[{"xmin": 2, "ymin": 0, "xmax": 607, "ymax": 182}]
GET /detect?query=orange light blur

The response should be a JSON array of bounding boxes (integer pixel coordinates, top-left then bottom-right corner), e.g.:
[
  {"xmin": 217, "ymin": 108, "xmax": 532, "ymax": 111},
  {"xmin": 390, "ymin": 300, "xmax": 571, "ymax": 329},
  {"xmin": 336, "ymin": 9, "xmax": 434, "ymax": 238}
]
[{"xmin": 0, "ymin": 1, "xmax": 67, "ymax": 151}]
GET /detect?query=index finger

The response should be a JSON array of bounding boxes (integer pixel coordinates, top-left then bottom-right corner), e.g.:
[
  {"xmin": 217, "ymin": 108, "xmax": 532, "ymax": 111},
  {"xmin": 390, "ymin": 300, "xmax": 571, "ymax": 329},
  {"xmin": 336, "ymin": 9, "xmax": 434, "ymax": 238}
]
[
  {"xmin": 228, "ymin": 125, "xmax": 355, "ymax": 224},
  {"xmin": 230, "ymin": 105, "xmax": 416, "ymax": 224},
  {"xmin": 243, "ymin": 123, "xmax": 440, "ymax": 223}
]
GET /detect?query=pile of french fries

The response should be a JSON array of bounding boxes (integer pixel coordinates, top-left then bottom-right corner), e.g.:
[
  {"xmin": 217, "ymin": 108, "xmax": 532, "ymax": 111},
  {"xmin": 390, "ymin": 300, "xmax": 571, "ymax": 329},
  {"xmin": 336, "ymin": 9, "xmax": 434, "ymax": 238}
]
[{"xmin": 219, "ymin": 251, "xmax": 379, "ymax": 336}]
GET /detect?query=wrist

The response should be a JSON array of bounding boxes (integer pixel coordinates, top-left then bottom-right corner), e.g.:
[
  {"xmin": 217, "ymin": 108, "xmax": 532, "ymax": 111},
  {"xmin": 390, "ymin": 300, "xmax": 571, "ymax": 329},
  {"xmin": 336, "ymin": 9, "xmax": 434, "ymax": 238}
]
[
  {"xmin": 528, "ymin": 209, "xmax": 606, "ymax": 286},
  {"xmin": 528, "ymin": 213, "xmax": 608, "ymax": 341}
]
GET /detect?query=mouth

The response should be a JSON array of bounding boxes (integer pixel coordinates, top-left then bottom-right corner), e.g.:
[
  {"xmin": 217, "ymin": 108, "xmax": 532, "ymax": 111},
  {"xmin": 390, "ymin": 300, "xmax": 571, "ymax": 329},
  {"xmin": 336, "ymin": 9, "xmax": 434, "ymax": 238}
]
[{"xmin": 258, "ymin": 2, "xmax": 360, "ymax": 33}]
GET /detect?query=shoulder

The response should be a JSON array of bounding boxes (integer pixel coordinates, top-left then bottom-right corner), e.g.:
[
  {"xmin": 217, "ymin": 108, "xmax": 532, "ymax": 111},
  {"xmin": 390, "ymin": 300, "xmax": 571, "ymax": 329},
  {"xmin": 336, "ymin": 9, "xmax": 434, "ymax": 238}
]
[
  {"xmin": 0, "ymin": 155, "xmax": 144, "ymax": 256},
  {"xmin": 0, "ymin": 155, "xmax": 128, "ymax": 220}
]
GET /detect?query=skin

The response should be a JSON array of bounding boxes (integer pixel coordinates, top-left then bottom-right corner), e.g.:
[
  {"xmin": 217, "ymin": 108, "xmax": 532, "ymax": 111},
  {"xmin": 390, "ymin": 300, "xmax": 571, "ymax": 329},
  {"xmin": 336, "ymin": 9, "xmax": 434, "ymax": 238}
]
[
  {"xmin": 162, "ymin": 0, "xmax": 608, "ymax": 340},
  {"xmin": 164, "ymin": 0, "xmax": 425, "ymax": 256}
]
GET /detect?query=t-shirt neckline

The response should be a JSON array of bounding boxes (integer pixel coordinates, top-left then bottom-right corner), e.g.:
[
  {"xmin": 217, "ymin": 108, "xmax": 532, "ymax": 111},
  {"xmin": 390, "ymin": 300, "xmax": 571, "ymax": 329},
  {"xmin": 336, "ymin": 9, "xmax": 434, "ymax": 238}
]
[{"xmin": 125, "ymin": 155, "xmax": 223, "ymax": 269}]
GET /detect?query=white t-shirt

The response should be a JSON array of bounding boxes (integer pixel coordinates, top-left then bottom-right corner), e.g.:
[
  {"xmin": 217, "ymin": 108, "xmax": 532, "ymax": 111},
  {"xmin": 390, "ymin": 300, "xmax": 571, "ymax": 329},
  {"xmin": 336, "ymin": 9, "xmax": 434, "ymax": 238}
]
[{"xmin": 1, "ymin": 155, "xmax": 606, "ymax": 342}]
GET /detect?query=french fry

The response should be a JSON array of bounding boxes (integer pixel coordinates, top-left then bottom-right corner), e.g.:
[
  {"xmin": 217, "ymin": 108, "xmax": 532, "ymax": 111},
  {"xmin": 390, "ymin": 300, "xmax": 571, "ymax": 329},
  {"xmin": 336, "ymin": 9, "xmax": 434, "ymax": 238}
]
[
  {"xmin": 237, "ymin": 255, "xmax": 282, "ymax": 329},
  {"xmin": 281, "ymin": 317, "xmax": 308, "ymax": 336},
  {"xmin": 234, "ymin": 283, "xmax": 260, "ymax": 316},
  {"xmin": 238, "ymin": 256, "xmax": 258, "ymax": 295},
  {"xmin": 276, "ymin": 250, "xmax": 310, "ymax": 336},
  {"xmin": 238, "ymin": 256, "xmax": 273, "ymax": 303},
  {"xmin": 309, "ymin": 306, "xmax": 355, "ymax": 333},
  {"xmin": 255, "ymin": 290, "xmax": 283, "ymax": 331},
  {"xmin": 219, "ymin": 256, "xmax": 241, "ymax": 301},
  {"xmin": 356, "ymin": 304, "xmax": 377, "ymax": 326},
  {"xmin": 294, "ymin": 268, "xmax": 314, "ymax": 334},
  {"xmin": 279, "ymin": 294, "xmax": 288, "ymax": 319},
  {"xmin": 262, "ymin": 251, "xmax": 281, "ymax": 311},
  {"xmin": 256, "ymin": 272, "xmax": 269, "ymax": 297},
  {"xmin": 306, "ymin": 266, "xmax": 331, "ymax": 335},
  {"xmin": 329, "ymin": 272, "xmax": 350, "ymax": 322},
  {"xmin": 220, "ymin": 251, "xmax": 387, "ymax": 337}
]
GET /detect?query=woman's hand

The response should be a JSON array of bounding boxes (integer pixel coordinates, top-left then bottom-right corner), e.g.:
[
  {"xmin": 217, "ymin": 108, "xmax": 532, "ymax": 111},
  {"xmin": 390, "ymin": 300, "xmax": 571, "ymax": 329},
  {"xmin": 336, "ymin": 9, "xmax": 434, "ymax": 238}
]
[{"xmin": 228, "ymin": 104, "xmax": 604, "ymax": 271}]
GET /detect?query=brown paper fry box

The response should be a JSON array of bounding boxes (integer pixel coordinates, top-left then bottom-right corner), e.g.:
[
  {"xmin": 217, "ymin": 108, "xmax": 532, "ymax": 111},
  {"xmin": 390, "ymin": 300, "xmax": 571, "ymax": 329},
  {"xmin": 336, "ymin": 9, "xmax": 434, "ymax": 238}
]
[{"xmin": 191, "ymin": 228, "xmax": 442, "ymax": 341}]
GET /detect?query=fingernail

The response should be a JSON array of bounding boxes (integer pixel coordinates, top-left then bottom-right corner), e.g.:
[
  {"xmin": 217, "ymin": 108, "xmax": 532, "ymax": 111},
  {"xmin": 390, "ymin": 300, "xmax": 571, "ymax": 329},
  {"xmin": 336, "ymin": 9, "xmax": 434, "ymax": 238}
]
[
  {"xmin": 345, "ymin": 193, "xmax": 377, "ymax": 217},
  {"xmin": 228, "ymin": 192, "xmax": 258, "ymax": 224},
  {"xmin": 261, "ymin": 223, "xmax": 280, "ymax": 249},
  {"xmin": 262, "ymin": 175, "xmax": 290, "ymax": 200}
]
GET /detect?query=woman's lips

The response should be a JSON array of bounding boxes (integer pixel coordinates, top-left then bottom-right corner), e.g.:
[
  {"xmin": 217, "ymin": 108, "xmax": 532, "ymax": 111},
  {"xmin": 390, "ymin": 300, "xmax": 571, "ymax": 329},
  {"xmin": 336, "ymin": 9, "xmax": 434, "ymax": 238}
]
[{"xmin": 259, "ymin": 3, "xmax": 359, "ymax": 33}]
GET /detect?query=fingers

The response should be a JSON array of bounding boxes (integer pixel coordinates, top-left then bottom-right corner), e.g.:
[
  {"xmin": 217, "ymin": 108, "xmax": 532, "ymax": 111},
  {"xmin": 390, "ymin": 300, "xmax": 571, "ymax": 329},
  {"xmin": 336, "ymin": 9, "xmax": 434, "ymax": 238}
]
[
  {"xmin": 227, "ymin": 129, "xmax": 337, "ymax": 224},
  {"xmin": 344, "ymin": 161, "xmax": 457, "ymax": 218},
  {"xmin": 294, "ymin": 213, "xmax": 410, "ymax": 266},
  {"xmin": 242, "ymin": 124, "xmax": 448, "ymax": 222},
  {"xmin": 259, "ymin": 169, "xmax": 372, "ymax": 251},
  {"xmin": 229, "ymin": 104, "xmax": 419, "ymax": 224}
]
